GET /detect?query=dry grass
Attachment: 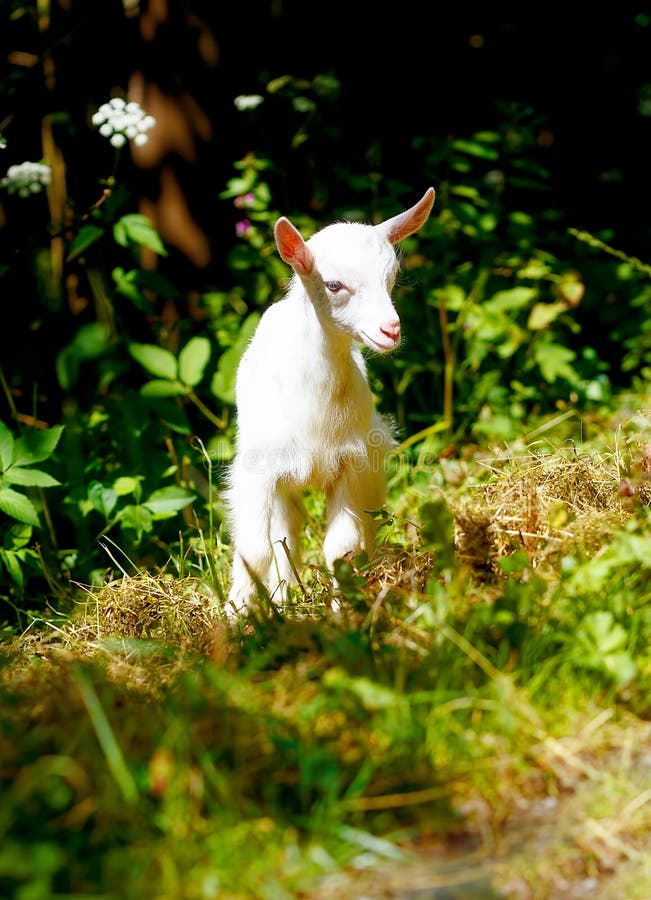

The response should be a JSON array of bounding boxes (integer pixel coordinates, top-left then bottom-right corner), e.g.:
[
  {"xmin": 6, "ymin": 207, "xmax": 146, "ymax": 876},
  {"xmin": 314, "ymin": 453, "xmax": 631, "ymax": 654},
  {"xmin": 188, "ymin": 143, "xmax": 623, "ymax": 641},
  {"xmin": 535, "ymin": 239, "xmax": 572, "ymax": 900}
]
[{"xmin": 452, "ymin": 447, "xmax": 650, "ymax": 578}]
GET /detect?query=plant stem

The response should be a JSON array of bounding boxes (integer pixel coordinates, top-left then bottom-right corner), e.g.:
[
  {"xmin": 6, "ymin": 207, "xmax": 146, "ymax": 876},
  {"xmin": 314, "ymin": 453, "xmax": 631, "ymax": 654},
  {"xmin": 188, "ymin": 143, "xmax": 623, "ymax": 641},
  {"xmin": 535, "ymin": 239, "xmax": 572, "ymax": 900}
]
[{"xmin": 187, "ymin": 391, "xmax": 227, "ymax": 430}]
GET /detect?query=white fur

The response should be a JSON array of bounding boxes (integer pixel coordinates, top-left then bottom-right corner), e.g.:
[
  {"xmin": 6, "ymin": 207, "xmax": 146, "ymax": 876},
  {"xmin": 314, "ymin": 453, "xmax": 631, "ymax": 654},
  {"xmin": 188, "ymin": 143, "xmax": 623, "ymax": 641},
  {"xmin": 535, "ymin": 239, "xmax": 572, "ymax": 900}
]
[{"xmin": 225, "ymin": 188, "xmax": 435, "ymax": 614}]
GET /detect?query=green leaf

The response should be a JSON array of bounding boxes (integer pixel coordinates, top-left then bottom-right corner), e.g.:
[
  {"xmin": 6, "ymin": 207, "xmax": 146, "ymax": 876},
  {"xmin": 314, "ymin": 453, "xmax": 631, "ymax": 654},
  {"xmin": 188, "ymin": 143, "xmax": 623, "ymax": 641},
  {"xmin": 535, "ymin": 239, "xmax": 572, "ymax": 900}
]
[
  {"xmin": 12, "ymin": 426, "xmax": 64, "ymax": 466},
  {"xmin": 533, "ymin": 341, "xmax": 577, "ymax": 383},
  {"xmin": 67, "ymin": 224, "xmax": 104, "ymax": 260},
  {"xmin": 210, "ymin": 313, "xmax": 260, "ymax": 404},
  {"xmin": 113, "ymin": 476, "xmax": 142, "ymax": 497},
  {"xmin": 575, "ymin": 611, "xmax": 636, "ymax": 686},
  {"xmin": 112, "ymin": 267, "xmax": 182, "ymax": 312},
  {"xmin": 6, "ymin": 523, "xmax": 33, "ymax": 549},
  {"xmin": 4, "ymin": 467, "xmax": 60, "ymax": 487},
  {"xmin": 0, "ymin": 421, "xmax": 14, "ymax": 471},
  {"xmin": 56, "ymin": 323, "xmax": 113, "ymax": 390},
  {"xmin": 178, "ymin": 336, "xmax": 211, "ymax": 387},
  {"xmin": 88, "ymin": 481, "xmax": 118, "ymax": 518},
  {"xmin": 484, "ymin": 287, "xmax": 537, "ymax": 313},
  {"xmin": 129, "ymin": 343, "xmax": 178, "ymax": 380},
  {"xmin": 0, "ymin": 549, "xmax": 24, "ymax": 589},
  {"xmin": 528, "ymin": 302, "xmax": 568, "ymax": 331},
  {"xmin": 144, "ymin": 485, "xmax": 195, "ymax": 517},
  {"xmin": 140, "ymin": 380, "xmax": 188, "ymax": 398},
  {"xmin": 452, "ymin": 138, "xmax": 499, "ymax": 160},
  {"xmin": 439, "ymin": 284, "xmax": 465, "ymax": 311},
  {"xmin": 113, "ymin": 214, "xmax": 168, "ymax": 256},
  {"xmin": 0, "ymin": 487, "xmax": 40, "ymax": 525},
  {"xmin": 117, "ymin": 504, "xmax": 153, "ymax": 539}
]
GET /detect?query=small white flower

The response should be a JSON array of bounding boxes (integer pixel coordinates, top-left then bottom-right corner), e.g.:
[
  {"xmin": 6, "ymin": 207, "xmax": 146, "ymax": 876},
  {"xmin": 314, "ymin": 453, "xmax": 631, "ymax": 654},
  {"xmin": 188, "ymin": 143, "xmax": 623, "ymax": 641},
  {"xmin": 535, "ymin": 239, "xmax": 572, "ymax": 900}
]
[
  {"xmin": 234, "ymin": 94, "xmax": 264, "ymax": 112},
  {"xmin": 1, "ymin": 160, "xmax": 52, "ymax": 196},
  {"xmin": 93, "ymin": 98, "xmax": 157, "ymax": 147}
]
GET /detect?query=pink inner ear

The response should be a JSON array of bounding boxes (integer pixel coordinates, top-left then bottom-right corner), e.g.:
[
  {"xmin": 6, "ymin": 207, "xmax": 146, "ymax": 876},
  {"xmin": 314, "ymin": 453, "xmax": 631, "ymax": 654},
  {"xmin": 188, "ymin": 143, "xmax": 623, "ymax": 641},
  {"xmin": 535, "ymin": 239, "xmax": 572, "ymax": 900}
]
[
  {"xmin": 275, "ymin": 218, "xmax": 314, "ymax": 276},
  {"xmin": 381, "ymin": 187, "xmax": 436, "ymax": 244}
]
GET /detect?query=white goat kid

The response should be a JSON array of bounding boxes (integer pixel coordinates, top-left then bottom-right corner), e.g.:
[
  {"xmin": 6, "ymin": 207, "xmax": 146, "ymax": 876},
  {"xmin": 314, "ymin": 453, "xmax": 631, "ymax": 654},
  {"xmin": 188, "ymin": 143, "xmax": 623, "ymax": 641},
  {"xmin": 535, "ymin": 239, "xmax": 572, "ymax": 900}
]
[{"xmin": 226, "ymin": 187, "xmax": 436, "ymax": 614}]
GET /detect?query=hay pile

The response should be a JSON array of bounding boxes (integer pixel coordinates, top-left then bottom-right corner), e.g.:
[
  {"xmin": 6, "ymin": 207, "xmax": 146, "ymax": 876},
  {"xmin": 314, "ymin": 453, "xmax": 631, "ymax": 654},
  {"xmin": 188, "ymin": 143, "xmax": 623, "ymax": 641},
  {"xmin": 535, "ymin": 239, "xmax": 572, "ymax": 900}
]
[{"xmin": 452, "ymin": 450, "xmax": 650, "ymax": 578}]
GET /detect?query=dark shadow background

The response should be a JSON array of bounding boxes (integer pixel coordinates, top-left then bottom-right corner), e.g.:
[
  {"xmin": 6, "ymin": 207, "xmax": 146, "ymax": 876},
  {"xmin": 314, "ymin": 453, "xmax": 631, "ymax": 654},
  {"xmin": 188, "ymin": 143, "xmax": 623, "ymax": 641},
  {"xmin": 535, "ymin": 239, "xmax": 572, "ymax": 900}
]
[{"xmin": 1, "ymin": 1, "xmax": 650, "ymax": 399}]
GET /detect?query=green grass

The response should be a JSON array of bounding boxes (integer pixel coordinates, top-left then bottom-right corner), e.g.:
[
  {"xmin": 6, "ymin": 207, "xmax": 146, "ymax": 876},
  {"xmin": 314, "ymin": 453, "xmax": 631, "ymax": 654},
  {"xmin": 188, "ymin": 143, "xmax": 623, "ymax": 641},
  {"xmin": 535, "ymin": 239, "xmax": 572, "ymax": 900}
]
[{"xmin": 1, "ymin": 397, "xmax": 651, "ymax": 898}]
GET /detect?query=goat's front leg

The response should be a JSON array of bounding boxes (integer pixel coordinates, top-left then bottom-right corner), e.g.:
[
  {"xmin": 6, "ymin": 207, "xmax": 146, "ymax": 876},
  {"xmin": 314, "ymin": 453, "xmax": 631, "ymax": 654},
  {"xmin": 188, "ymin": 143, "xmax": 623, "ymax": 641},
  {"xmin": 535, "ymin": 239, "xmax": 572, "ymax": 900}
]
[
  {"xmin": 324, "ymin": 459, "xmax": 387, "ymax": 610},
  {"xmin": 268, "ymin": 487, "xmax": 304, "ymax": 603},
  {"xmin": 227, "ymin": 465, "xmax": 275, "ymax": 616},
  {"xmin": 323, "ymin": 466, "xmax": 369, "ymax": 611}
]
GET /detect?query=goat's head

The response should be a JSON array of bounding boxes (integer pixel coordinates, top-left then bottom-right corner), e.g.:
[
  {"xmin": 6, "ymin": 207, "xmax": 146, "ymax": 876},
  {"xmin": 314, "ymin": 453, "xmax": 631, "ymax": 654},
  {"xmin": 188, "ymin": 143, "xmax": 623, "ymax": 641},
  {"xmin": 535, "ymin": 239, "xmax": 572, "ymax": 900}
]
[{"xmin": 274, "ymin": 187, "xmax": 435, "ymax": 353}]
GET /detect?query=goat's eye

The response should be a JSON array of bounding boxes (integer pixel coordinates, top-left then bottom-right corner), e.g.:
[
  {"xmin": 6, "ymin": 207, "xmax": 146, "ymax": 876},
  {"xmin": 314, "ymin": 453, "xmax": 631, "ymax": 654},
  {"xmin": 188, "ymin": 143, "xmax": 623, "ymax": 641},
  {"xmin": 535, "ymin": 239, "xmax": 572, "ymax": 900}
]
[{"xmin": 324, "ymin": 280, "xmax": 345, "ymax": 292}]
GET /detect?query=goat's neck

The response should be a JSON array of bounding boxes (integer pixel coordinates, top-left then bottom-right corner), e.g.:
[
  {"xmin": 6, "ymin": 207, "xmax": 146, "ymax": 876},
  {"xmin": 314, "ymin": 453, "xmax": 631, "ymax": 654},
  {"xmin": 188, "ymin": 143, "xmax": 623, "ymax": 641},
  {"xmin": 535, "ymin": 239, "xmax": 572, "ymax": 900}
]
[{"xmin": 295, "ymin": 286, "xmax": 355, "ymax": 370}]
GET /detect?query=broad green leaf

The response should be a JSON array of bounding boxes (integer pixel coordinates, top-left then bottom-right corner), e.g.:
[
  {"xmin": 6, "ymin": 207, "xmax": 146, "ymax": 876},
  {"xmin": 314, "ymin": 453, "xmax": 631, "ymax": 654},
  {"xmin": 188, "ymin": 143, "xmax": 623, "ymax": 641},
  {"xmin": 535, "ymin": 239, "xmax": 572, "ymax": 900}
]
[
  {"xmin": 143, "ymin": 398, "xmax": 191, "ymax": 435},
  {"xmin": 117, "ymin": 504, "xmax": 153, "ymax": 539},
  {"xmin": 88, "ymin": 481, "xmax": 117, "ymax": 518},
  {"xmin": 439, "ymin": 284, "xmax": 465, "ymax": 311},
  {"xmin": 13, "ymin": 426, "xmax": 64, "ymax": 466},
  {"xmin": 113, "ymin": 476, "xmax": 142, "ymax": 497},
  {"xmin": 0, "ymin": 421, "xmax": 14, "ymax": 471},
  {"xmin": 112, "ymin": 267, "xmax": 182, "ymax": 312},
  {"xmin": 67, "ymin": 224, "xmax": 104, "ymax": 260},
  {"xmin": 56, "ymin": 323, "xmax": 113, "ymax": 390},
  {"xmin": 6, "ymin": 522, "xmax": 32, "ymax": 549},
  {"xmin": 210, "ymin": 313, "xmax": 259, "ymax": 404},
  {"xmin": 0, "ymin": 549, "xmax": 24, "ymax": 589},
  {"xmin": 479, "ymin": 213, "xmax": 498, "ymax": 232},
  {"xmin": 533, "ymin": 341, "xmax": 577, "ymax": 383},
  {"xmin": 581, "ymin": 611, "xmax": 627, "ymax": 655},
  {"xmin": 528, "ymin": 301, "xmax": 567, "ymax": 330},
  {"xmin": 129, "ymin": 343, "xmax": 178, "ymax": 380},
  {"xmin": 292, "ymin": 96, "xmax": 316, "ymax": 113},
  {"xmin": 452, "ymin": 138, "xmax": 499, "ymax": 160},
  {"xmin": 178, "ymin": 336, "xmax": 211, "ymax": 387},
  {"xmin": 0, "ymin": 487, "xmax": 39, "ymax": 526},
  {"xmin": 140, "ymin": 380, "xmax": 188, "ymax": 398},
  {"xmin": 575, "ymin": 611, "xmax": 636, "ymax": 686},
  {"xmin": 113, "ymin": 214, "xmax": 168, "ymax": 256},
  {"xmin": 112, "ymin": 267, "xmax": 154, "ymax": 313},
  {"xmin": 603, "ymin": 652, "xmax": 636, "ymax": 685},
  {"xmin": 144, "ymin": 485, "xmax": 195, "ymax": 516},
  {"xmin": 484, "ymin": 287, "xmax": 537, "ymax": 313},
  {"xmin": 4, "ymin": 467, "xmax": 60, "ymax": 487}
]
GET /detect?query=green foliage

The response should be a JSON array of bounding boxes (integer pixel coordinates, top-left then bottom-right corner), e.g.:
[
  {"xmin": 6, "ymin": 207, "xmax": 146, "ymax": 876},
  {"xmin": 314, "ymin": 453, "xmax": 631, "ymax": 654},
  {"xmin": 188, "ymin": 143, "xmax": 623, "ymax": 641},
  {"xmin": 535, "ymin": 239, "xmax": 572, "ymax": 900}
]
[{"xmin": 0, "ymin": 421, "xmax": 62, "ymax": 599}]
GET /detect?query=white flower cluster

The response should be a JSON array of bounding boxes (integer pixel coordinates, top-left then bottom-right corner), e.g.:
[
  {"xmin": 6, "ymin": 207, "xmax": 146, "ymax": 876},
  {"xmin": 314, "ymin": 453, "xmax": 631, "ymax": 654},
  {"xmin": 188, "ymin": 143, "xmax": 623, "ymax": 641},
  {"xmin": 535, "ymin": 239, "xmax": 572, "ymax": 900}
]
[
  {"xmin": 92, "ymin": 98, "xmax": 156, "ymax": 148},
  {"xmin": 1, "ymin": 161, "xmax": 52, "ymax": 197},
  {"xmin": 234, "ymin": 94, "xmax": 264, "ymax": 112}
]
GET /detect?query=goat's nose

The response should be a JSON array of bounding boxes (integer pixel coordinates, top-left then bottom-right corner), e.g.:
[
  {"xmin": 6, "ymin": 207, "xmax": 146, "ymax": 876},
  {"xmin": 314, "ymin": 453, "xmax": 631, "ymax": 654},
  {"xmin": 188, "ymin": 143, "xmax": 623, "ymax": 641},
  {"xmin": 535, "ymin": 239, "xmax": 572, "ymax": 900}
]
[{"xmin": 379, "ymin": 319, "xmax": 401, "ymax": 342}]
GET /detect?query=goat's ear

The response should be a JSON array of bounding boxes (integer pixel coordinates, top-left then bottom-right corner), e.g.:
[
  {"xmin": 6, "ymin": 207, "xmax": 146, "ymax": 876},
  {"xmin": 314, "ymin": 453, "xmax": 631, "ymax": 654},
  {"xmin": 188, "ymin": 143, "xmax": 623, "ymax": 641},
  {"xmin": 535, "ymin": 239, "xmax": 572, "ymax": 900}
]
[
  {"xmin": 274, "ymin": 217, "xmax": 315, "ymax": 277},
  {"xmin": 376, "ymin": 187, "xmax": 436, "ymax": 244}
]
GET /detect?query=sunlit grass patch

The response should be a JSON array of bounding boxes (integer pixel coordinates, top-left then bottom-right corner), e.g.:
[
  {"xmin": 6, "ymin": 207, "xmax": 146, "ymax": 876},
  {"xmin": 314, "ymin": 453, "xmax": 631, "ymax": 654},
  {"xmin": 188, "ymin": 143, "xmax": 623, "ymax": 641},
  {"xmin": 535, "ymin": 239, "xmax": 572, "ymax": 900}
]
[{"xmin": 2, "ymin": 404, "xmax": 651, "ymax": 897}]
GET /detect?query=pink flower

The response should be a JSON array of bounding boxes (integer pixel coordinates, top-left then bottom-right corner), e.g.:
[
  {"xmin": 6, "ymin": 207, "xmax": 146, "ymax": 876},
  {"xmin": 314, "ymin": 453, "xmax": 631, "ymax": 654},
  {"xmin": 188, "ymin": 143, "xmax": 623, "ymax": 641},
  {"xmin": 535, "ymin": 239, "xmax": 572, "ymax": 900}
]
[
  {"xmin": 235, "ymin": 219, "xmax": 251, "ymax": 237},
  {"xmin": 234, "ymin": 192, "xmax": 255, "ymax": 209}
]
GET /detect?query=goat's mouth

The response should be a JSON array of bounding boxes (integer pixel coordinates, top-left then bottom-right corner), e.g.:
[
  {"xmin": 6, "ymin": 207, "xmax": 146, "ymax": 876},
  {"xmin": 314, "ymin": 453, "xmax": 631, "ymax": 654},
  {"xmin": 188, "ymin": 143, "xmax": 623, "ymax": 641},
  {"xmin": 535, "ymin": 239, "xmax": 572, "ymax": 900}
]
[{"xmin": 359, "ymin": 331, "xmax": 400, "ymax": 352}]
